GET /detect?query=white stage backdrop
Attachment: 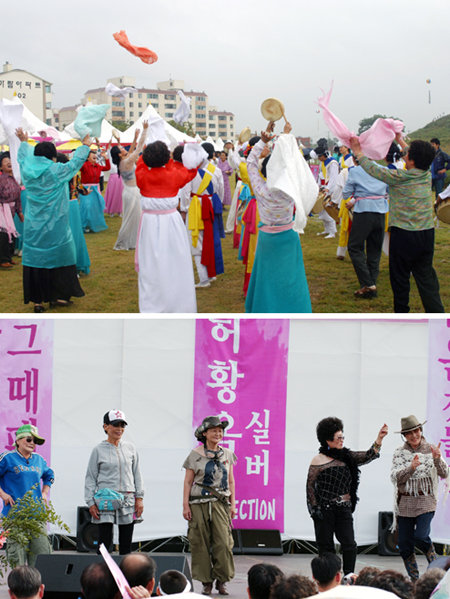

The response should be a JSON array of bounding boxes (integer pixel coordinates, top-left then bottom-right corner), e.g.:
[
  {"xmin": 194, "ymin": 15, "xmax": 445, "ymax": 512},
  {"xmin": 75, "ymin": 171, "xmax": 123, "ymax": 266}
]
[{"xmin": 3, "ymin": 318, "xmax": 441, "ymax": 545}]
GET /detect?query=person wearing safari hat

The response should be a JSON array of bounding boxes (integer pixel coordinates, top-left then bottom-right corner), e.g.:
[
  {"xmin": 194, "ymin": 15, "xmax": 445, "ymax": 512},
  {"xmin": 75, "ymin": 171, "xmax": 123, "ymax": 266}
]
[
  {"xmin": 391, "ymin": 414, "xmax": 450, "ymax": 582},
  {"xmin": 182, "ymin": 416, "xmax": 236, "ymax": 596},
  {"xmin": 0, "ymin": 424, "xmax": 54, "ymax": 566},
  {"xmin": 84, "ymin": 409, "xmax": 144, "ymax": 555}
]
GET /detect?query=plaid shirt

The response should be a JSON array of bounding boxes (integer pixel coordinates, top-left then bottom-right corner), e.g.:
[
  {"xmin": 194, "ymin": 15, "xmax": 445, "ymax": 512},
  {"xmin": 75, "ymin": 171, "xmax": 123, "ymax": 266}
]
[
  {"xmin": 0, "ymin": 172, "xmax": 22, "ymax": 217},
  {"xmin": 358, "ymin": 155, "xmax": 434, "ymax": 231},
  {"xmin": 392, "ymin": 438, "xmax": 449, "ymax": 518}
]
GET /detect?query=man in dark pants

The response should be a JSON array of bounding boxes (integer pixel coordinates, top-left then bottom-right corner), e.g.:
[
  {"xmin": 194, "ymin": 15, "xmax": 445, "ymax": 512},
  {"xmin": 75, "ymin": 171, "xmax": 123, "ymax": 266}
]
[
  {"xmin": 430, "ymin": 138, "xmax": 450, "ymax": 198},
  {"xmin": 351, "ymin": 135, "xmax": 445, "ymax": 313},
  {"xmin": 343, "ymin": 158, "xmax": 388, "ymax": 299}
]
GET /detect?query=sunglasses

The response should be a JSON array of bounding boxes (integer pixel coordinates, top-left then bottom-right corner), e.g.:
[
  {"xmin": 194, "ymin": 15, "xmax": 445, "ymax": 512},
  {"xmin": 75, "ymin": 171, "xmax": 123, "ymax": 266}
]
[
  {"xmin": 25, "ymin": 437, "xmax": 36, "ymax": 443},
  {"xmin": 111, "ymin": 422, "xmax": 126, "ymax": 428}
]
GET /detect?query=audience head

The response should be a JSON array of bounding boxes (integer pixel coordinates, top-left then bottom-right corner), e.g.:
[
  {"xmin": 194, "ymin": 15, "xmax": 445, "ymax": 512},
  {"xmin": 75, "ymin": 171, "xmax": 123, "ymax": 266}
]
[
  {"xmin": 157, "ymin": 570, "xmax": 191, "ymax": 595},
  {"xmin": 80, "ymin": 562, "xmax": 118, "ymax": 599},
  {"xmin": 386, "ymin": 142, "xmax": 401, "ymax": 165},
  {"xmin": 34, "ymin": 142, "xmax": 57, "ymax": 161},
  {"xmin": 8, "ymin": 566, "xmax": 44, "ymax": 599},
  {"xmin": 311, "ymin": 552, "xmax": 342, "ymax": 591},
  {"xmin": 247, "ymin": 563, "xmax": 284, "ymax": 599},
  {"xmin": 172, "ymin": 145, "xmax": 184, "ymax": 163},
  {"xmin": 430, "ymin": 138, "xmax": 440, "ymax": 149},
  {"xmin": 142, "ymin": 141, "xmax": 171, "ymax": 168},
  {"xmin": 355, "ymin": 566, "xmax": 381, "ymax": 587},
  {"xmin": 414, "ymin": 568, "xmax": 445, "ymax": 599},
  {"xmin": 0, "ymin": 151, "xmax": 12, "ymax": 174},
  {"xmin": 201, "ymin": 143, "xmax": 215, "ymax": 160},
  {"xmin": 270, "ymin": 575, "xmax": 317, "ymax": 599},
  {"xmin": 87, "ymin": 150, "xmax": 98, "ymax": 164},
  {"xmin": 406, "ymin": 140, "xmax": 436, "ymax": 171},
  {"xmin": 120, "ymin": 553, "xmax": 157, "ymax": 593},
  {"xmin": 369, "ymin": 569, "xmax": 414, "ymax": 599},
  {"xmin": 56, "ymin": 152, "xmax": 69, "ymax": 164},
  {"xmin": 110, "ymin": 145, "xmax": 123, "ymax": 169}
]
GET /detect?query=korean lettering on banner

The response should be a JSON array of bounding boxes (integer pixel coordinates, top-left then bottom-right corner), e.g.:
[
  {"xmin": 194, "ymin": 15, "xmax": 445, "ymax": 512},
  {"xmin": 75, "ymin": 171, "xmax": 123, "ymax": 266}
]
[
  {"xmin": 427, "ymin": 319, "xmax": 450, "ymax": 540},
  {"xmin": 194, "ymin": 319, "xmax": 289, "ymax": 531},
  {"xmin": 0, "ymin": 320, "xmax": 54, "ymax": 465}
]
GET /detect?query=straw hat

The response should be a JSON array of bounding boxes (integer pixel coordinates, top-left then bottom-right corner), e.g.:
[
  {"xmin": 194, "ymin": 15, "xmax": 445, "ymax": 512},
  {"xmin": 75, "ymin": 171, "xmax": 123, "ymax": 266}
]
[{"xmin": 395, "ymin": 415, "xmax": 426, "ymax": 434}]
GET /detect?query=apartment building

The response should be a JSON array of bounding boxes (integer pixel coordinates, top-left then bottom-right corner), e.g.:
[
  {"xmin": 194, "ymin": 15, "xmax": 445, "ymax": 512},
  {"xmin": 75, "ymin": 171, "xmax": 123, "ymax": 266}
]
[
  {"xmin": 56, "ymin": 76, "xmax": 234, "ymax": 140},
  {"xmin": 0, "ymin": 62, "xmax": 53, "ymax": 124}
]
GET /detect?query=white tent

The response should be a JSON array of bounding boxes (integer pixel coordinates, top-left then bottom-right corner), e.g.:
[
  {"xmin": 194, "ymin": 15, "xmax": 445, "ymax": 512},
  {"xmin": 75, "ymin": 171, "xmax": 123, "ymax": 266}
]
[
  {"xmin": 120, "ymin": 103, "xmax": 194, "ymax": 147},
  {"xmin": 194, "ymin": 134, "xmax": 202, "ymax": 143},
  {"xmin": 215, "ymin": 138, "xmax": 224, "ymax": 151}
]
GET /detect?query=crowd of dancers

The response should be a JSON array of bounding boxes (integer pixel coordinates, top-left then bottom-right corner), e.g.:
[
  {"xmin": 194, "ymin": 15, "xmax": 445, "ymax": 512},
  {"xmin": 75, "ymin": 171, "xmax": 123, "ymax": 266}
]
[{"xmin": 0, "ymin": 122, "xmax": 447, "ymax": 313}]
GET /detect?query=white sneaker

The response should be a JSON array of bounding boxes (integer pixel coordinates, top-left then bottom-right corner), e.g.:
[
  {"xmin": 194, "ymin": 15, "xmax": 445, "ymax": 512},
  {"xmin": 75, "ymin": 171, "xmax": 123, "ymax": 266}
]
[
  {"xmin": 195, "ymin": 281, "xmax": 211, "ymax": 288},
  {"xmin": 316, "ymin": 231, "xmax": 326, "ymax": 236},
  {"xmin": 324, "ymin": 234, "xmax": 335, "ymax": 239},
  {"xmin": 209, "ymin": 277, "xmax": 217, "ymax": 282}
]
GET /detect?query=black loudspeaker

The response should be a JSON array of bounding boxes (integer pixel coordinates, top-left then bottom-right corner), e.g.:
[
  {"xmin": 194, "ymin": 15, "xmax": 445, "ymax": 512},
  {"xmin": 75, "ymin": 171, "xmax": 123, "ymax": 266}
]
[
  {"xmin": 232, "ymin": 528, "xmax": 242, "ymax": 555},
  {"xmin": 378, "ymin": 511, "xmax": 399, "ymax": 556},
  {"xmin": 76, "ymin": 506, "xmax": 101, "ymax": 553},
  {"xmin": 35, "ymin": 552, "xmax": 192, "ymax": 599},
  {"xmin": 239, "ymin": 529, "xmax": 283, "ymax": 555}
]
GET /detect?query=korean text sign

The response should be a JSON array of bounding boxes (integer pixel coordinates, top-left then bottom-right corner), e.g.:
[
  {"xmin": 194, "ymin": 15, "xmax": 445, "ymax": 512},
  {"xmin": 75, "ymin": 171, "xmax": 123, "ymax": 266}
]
[
  {"xmin": 193, "ymin": 319, "xmax": 289, "ymax": 531},
  {"xmin": 427, "ymin": 319, "xmax": 450, "ymax": 539},
  {"xmin": 0, "ymin": 320, "xmax": 54, "ymax": 466}
]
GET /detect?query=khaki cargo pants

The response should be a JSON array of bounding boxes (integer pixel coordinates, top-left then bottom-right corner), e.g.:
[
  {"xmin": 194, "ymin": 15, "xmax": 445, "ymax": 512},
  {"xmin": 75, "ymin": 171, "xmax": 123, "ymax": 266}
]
[
  {"xmin": 6, "ymin": 526, "xmax": 52, "ymax": 567},
  {"xmin": 188, "ymin": 500, "xmax": 235, "ymax": 583}
]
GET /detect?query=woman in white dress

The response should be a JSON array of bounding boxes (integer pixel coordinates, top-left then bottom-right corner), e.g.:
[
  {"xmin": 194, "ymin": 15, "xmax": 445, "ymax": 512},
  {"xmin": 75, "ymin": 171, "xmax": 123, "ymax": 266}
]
[
  {"xmin": 111, "ymin": 123, "xmax": 148, "ymax": 250},
  {"xmin": 135, "ymin": 141, "xmax": 199, "ymax": 313}
]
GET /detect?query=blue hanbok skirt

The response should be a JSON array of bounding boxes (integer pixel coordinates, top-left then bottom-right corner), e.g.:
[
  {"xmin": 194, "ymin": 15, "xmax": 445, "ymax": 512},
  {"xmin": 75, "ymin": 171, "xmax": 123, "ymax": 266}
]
[
  {"xmin": 69, "ymin": 199, "xmax": 91, "ymax": 274},
  {"xmin": 245, "ymin": 228, "xmax": 312, "ymax": 313},
  {"xmin": 80, "ymin": 184, "xmax": 108, "ymax": 233}
]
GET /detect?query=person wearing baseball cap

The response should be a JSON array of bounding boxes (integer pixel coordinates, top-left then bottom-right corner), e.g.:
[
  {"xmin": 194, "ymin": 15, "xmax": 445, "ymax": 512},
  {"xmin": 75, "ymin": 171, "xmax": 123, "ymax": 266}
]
[
  {"xmin": 182, "ymin": 416, "xmax": 236, "ymax": 596},
  {"xmin": 0, "ymin": 424, "xmax": 54, "ymax": 566},
  {"xmin": 391, "ymin": 415, "xmax": 450, "ymax": 582},
  {"xmin": 84, "ymin": 410, "xmax": 144, "ymax": 555}
]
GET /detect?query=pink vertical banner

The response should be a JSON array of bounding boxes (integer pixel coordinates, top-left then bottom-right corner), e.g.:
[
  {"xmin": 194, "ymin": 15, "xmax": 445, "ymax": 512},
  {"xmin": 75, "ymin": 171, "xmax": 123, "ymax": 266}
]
[
  {"xmin": 0, "ymin": 320, "xmax": 54, "ymax": 466},
  {"xmin": 427, "ymin": 319, "xmax": 450, "ymax": 540},
  {"xmin": 194, "ymin": 319, "xmax": 289, "ymax": 531}
]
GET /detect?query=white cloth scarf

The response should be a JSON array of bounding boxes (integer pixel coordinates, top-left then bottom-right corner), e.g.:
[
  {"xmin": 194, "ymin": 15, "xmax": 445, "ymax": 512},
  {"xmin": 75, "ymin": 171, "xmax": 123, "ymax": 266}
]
[
  {"xmin": 173, "ymin": 90, "xmax": 191, "ymax": 125},
  {"xmin": 0, "ymin": 100, "xmax": 24, "ymax": 183},
  {"xmin": 266, "ymin": 134, "xmax": 319, "ymax": 233},
  {"xmin": 182, "ymin": 144, "xmax": 208, "ymax": 170},
  {"xmin": 105, "ymin": 83, "xmax": 137, "ymax": 99}
]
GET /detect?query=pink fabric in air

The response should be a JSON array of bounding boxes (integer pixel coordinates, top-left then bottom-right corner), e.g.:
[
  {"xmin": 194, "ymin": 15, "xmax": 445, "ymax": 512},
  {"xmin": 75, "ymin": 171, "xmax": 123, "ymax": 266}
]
[{"xmin": 317, "ymin": 83, "xmax": 404, "ymax": 160}]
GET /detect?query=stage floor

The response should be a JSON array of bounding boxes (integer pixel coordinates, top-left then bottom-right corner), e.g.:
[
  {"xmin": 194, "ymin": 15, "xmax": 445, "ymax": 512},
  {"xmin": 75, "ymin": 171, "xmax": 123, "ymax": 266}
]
[{"xmin": 0, "ymin": 552, "xmax": 428, "ymax": 598}]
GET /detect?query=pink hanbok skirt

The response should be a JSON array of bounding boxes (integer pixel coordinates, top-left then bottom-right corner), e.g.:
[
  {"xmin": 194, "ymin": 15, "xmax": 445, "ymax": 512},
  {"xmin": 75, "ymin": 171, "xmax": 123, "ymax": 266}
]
[{"xmin": 104, "ymin": 174, "xmax": 124, "ymax": 215}]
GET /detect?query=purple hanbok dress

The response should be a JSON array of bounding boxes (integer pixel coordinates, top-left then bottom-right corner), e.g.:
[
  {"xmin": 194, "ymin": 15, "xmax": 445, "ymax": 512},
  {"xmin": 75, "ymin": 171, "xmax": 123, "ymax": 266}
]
[{"xmin": 217, "ymin": 159, "xmax": 232, "ymax": 206}]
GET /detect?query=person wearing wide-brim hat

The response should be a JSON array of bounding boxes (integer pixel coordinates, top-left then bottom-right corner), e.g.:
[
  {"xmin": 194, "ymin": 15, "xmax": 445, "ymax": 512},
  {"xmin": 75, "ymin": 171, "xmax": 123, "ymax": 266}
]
[
  {"xmin": 84, "ymin": 410, "xmax": 144, "ymax": 556},
  {"xmin": 0, "ymin": 424, "xmax": 54, "ymax": 566},
  {"xmin": 182, "ymin": 416, "xmax": 236, "ymax": 596},
  {"xmin": 391, "ymin": 414, "xmax": 450, "ymax": 582}
]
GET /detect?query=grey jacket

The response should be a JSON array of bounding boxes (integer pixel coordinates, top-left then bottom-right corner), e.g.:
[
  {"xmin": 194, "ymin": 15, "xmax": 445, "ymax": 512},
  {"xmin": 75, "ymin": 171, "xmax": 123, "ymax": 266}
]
[{"xmin": 84, "ymin": 440, "xmax": 144, "ymax": 507}]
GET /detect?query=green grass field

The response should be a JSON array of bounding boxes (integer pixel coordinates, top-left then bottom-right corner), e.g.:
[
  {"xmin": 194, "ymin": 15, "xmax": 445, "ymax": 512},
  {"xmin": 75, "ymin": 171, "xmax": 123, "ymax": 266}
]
[{"xmin": 1, "ymin": 206, "xmax": 449, "ymax": 314}]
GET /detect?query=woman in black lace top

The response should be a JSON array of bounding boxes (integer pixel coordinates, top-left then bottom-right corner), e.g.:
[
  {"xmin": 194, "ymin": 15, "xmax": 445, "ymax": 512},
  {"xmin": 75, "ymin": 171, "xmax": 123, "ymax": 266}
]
[{"xmin": 306, "ymin": 417, "xmax": 388, "ymax": 576}]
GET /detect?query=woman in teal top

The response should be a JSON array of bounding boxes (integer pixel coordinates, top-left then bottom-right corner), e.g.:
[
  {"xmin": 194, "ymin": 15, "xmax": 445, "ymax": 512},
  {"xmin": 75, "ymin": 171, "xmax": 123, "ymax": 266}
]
[{"xmin": 16, "ymin": 127, "xmax": 91, "ymax": 312}]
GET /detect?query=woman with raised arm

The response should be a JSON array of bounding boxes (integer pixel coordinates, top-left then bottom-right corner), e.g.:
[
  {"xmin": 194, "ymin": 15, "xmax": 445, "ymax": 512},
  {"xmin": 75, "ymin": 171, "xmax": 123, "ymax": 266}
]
[
  {"xmin": 112, "ymin": 122, "xmax": 148, "ymax": 250},
  {"xmin": 307, "ymin": 417, "xmax": 388, "ymax": 576},
  {"xmin": 16, "ymin": 127, "xmax": 91, "ymax": 312}
]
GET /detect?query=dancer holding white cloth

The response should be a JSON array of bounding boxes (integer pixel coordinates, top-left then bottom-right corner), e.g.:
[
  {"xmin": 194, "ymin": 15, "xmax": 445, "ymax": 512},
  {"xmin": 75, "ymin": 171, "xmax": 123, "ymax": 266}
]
[{"xmin": 245, "ymin": 121, "xmax": 318, "ymax": 313}]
